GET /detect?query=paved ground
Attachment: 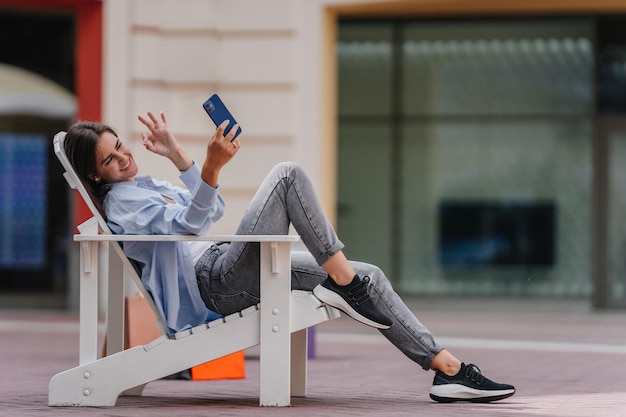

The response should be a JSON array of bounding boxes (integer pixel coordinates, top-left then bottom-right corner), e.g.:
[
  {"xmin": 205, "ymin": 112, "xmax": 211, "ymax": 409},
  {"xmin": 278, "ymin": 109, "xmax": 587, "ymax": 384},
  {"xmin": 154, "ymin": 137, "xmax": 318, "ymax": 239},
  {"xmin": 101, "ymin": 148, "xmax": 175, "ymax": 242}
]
[{"xmin": 2, "ymin": 296, "xmax": 626, "ymax": 417}]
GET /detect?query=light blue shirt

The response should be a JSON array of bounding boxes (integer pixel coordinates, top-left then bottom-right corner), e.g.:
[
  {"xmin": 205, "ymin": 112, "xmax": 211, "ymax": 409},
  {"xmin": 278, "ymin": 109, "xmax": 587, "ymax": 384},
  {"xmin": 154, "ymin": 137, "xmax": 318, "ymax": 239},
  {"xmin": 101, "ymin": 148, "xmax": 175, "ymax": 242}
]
[{"xmin": 104, "ymin": 162, "xmax": 224, "ymax": 335}]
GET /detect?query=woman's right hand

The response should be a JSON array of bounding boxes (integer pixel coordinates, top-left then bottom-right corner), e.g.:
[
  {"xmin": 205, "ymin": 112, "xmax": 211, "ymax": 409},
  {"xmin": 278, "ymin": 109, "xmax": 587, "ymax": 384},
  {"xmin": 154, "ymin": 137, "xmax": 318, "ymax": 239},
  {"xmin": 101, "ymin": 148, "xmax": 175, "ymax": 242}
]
[
  {"xmin": 201, "ymin": 120, "xmax": 241, "ymax": 187},
  {"xmin": 138, "ymin": 111, "xmax": 193, "ymax": 171}
]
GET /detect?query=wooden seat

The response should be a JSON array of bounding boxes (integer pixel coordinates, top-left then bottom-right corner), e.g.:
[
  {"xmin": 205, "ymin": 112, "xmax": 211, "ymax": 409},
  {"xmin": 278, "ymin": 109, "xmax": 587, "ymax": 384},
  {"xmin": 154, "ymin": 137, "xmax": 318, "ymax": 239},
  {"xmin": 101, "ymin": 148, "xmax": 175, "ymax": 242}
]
[{"xmin": 49, "ymin": 131, "xmax": 341, "ymax": 407}]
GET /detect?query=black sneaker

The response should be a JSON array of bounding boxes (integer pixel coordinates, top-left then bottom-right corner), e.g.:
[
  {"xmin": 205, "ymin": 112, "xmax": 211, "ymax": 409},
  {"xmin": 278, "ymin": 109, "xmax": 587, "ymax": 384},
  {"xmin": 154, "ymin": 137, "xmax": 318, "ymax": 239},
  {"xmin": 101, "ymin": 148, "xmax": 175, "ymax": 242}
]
[
  {"xmin": 430, "ymin": 363, "xmax": 515, "ymax": 403},
  {"xmin": 313, "ymin": 275, "xmax": 393, "ymax": 329}
]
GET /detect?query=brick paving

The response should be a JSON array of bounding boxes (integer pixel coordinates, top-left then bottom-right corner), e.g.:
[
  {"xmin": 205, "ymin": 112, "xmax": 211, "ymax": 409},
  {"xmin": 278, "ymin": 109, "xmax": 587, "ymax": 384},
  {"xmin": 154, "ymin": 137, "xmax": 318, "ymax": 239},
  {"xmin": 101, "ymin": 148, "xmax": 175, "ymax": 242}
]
[{"xmin": 2, "ymin": 297, "xmax": 626, "ymax": 417}]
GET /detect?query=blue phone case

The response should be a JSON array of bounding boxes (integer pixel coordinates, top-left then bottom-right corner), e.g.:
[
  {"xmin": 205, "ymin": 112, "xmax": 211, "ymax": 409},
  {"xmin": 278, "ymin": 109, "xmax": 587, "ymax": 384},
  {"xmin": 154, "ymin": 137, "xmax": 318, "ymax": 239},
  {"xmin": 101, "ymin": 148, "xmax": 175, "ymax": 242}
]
[{"xmin": 202, "ymin": 94, "xmax": 242, "ymax": 141}]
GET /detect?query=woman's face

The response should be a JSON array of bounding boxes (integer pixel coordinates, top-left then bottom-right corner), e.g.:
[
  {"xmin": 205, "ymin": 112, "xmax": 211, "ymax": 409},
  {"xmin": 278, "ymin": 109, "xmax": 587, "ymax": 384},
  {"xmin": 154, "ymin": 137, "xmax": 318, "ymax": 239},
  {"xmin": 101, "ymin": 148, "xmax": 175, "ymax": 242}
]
[{"xmin": 92, "ymin": 131, "xmax": 138, "ymax": 183}]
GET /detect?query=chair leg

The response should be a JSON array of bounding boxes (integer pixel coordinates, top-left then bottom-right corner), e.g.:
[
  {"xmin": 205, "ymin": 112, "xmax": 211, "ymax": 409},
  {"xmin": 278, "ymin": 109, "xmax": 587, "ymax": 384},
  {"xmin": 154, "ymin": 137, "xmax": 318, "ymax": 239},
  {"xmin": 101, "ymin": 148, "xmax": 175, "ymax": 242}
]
[
  {"xmin": 259, "ymin": 241, "xmax": 292, "ymax": 406},
  {"xmin": 290, "ymin": 328, "xmax": 308, "ymax": 397},
  {"xmin": 79, "ymin": 240, "xmax": 99, "ymax": 365}
]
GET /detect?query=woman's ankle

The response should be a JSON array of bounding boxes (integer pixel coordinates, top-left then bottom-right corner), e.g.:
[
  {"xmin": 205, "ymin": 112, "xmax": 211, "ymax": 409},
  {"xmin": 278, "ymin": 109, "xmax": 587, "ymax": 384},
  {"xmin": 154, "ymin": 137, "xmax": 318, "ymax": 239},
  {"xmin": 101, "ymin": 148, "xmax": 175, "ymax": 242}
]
[
  {"xmin": 431, "ymin": 350, "xmax": 462, "ymax": 376},
  {"xmin": 322, "ymin": 251, "xmax": 356, "ymax": 285}
]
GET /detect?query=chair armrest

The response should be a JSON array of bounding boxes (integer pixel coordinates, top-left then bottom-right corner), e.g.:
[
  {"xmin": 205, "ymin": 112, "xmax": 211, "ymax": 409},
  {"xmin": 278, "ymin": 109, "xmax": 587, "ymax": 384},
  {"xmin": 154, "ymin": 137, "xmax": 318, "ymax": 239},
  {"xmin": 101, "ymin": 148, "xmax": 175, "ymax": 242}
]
[{"xmin": 73, "ymin": 234, "xmax": 300, "ymax": 243}]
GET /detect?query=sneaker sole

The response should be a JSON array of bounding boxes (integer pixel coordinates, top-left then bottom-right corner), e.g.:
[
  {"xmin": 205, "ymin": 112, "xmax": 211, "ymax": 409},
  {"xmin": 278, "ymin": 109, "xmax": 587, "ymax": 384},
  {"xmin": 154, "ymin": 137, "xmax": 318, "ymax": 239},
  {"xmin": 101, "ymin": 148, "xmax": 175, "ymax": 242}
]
[
  {"xmin": 313, "ymin": 285, "xmax": 391, "ymax": 329},
  {"xmin": 430, "ymin": 384, "xmax": 515, "ymax": 403}
]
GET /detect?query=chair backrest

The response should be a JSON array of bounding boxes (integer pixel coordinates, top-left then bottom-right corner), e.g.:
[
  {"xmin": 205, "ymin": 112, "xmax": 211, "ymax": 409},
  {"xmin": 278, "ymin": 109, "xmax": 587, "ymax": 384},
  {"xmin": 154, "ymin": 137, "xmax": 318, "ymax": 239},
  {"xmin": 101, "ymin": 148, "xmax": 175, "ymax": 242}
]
[
  {"xmin": 53, "ymin": 131, "xmax": 112, "ymax": 235},
  {"xmin": 54, "ymin": 131, "xmax": 170, "ymax": 337}
]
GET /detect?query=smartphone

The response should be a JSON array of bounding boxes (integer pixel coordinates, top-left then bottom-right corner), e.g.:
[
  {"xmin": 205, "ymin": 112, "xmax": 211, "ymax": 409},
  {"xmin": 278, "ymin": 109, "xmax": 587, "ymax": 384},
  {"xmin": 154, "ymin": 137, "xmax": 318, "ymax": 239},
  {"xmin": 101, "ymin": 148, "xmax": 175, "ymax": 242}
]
[{"xmin": 202, "ymin": 94, "xmax": 242, "ymax": 141}]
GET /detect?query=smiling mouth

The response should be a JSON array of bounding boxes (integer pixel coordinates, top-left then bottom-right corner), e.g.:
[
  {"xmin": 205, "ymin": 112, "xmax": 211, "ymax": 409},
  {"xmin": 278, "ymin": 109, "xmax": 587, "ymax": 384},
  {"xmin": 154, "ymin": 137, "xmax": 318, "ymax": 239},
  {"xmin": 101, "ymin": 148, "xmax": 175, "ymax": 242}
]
[{"xmin": 120, "ymin": 159, "xmax": 131, "ymax": 172}]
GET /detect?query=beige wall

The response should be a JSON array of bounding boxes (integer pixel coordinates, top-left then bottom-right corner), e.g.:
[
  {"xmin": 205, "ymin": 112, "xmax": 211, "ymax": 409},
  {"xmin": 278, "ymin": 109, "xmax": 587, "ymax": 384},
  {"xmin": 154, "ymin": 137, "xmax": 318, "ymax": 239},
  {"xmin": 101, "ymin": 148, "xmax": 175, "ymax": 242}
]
[
  {"xmin": 102, "ymin": 0, "xmax": 626, "ymax": 237},
  {"xmin": 103, "ymin": 0, "xmax": 340, "ymax": 235}
]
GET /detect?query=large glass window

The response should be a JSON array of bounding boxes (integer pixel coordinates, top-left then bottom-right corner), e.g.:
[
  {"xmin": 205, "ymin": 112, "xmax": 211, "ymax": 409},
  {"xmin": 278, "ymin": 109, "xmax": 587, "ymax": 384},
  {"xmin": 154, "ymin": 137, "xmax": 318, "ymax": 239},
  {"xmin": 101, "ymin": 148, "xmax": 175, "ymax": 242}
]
[
  {"xmin": 338, "ymin": 18, "xmax": 594, "ymax": 296},
  {"xmin": 597, "ymin": 17, "xmax": 626, "ymax": 306},
  {"xmin": 608, "ymin": 126, "xmax": 626, "ymax": 302},
  {"xmin": 0, "ymin": 9, "xmax": 75, "ymax": 299},
  {"xmin": 0, "ymin": 117, "xmax": 70, "ymax": 294}
]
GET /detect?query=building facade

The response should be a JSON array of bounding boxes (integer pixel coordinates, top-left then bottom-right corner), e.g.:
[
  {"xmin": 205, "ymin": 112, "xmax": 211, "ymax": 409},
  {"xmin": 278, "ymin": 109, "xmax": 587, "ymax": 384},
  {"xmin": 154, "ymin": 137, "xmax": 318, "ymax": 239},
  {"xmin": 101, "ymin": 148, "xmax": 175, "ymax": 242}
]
[{"xmin": 1, "ymin": 0, "xmax": 626, "ymax": 309}]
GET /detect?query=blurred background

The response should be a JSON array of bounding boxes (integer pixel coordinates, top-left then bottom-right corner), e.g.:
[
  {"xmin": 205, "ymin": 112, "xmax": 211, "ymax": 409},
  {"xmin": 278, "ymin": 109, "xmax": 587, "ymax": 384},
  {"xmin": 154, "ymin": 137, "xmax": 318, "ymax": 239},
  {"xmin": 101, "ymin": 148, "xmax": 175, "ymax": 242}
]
[{"xmin": 1, "ymin": 0, "xmax": 626, "ymax": 313}]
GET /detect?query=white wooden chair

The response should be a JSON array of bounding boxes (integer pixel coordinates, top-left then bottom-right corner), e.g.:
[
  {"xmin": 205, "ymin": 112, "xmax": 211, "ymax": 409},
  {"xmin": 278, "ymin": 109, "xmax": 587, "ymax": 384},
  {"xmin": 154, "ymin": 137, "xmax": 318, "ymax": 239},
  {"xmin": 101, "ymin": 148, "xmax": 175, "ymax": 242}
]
[{"xmin": 49, "ymin": 131, "xmax": 341, "ymax": 407}]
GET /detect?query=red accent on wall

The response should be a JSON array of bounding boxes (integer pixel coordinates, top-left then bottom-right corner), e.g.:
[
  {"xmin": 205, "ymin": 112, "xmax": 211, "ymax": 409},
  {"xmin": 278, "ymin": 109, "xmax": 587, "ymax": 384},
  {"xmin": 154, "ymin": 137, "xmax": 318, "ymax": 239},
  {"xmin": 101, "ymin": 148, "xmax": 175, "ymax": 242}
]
[
  {"xmin": 0, "ymin": 0, "xmax": 103, "ymax": 228},
  {"xmin": 76, "ymin": 2, "xmax": 102, "ymax": 123}
]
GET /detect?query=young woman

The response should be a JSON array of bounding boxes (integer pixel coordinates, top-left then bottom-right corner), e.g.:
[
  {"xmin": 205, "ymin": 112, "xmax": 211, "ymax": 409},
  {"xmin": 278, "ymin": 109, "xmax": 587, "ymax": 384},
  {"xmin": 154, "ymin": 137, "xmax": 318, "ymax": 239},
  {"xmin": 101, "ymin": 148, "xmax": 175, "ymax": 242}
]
[{"xmin": 63, "ymin": 111, "xmax": 515, "ymax": 403}]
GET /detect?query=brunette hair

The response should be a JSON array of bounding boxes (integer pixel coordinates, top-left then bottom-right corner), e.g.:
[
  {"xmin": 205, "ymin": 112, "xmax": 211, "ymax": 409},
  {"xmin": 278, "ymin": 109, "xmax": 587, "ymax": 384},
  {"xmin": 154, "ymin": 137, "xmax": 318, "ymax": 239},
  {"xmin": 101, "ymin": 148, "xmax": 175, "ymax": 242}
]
[{"xmin": 64, "ymin": 121, "xmax": 118, "ymax": 219}]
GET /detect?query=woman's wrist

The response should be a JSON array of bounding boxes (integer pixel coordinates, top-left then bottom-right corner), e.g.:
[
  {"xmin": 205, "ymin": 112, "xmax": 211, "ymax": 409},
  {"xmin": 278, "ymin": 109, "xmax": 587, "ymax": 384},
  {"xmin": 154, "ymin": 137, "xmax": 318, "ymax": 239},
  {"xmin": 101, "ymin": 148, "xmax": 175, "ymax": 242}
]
[
  {"xmin": 200, "ymin": 162, "xmax": 220, "ymax": 188},
  {"xmin": 169, "ymin": 146, "xmax": 193, "ymax": 171}
]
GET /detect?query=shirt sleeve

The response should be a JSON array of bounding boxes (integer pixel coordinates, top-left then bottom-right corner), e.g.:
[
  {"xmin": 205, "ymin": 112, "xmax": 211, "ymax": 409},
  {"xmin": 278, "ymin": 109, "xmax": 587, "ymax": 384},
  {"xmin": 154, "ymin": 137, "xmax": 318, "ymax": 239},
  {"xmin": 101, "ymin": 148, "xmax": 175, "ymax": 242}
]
[{"xmin": 105, "ymin": 163, "xmax": 225, "ymax": 235}]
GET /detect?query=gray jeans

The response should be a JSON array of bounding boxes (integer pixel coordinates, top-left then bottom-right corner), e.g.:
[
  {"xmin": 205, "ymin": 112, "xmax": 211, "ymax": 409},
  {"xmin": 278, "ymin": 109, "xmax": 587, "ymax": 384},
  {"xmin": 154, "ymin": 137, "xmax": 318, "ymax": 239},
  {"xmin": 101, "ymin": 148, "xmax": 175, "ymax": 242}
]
[{"xmin": 196, "ymin": 162, "xmax": 444, "ymax": 370}]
